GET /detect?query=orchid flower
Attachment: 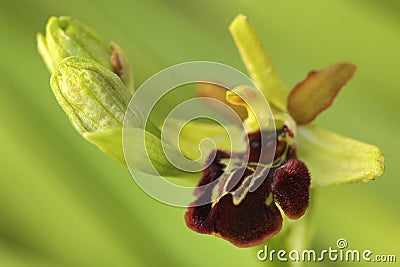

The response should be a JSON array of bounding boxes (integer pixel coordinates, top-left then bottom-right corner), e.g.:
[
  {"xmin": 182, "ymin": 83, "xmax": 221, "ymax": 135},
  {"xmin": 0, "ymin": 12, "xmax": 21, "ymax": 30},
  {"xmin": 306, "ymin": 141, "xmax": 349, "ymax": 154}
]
[
  {"xmin": 37, "ymin": 14, "xmax": 384, "ymax": 251},
  {"xmin": 182, "ymin": 14, "xmax": 384, "ymax": 247}
]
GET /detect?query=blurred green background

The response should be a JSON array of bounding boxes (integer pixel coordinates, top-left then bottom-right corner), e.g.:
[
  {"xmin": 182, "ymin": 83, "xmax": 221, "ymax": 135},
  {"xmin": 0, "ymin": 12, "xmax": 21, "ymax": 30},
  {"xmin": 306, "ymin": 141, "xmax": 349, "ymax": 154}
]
[{"xmin": 0, "ymin": 0, "xmax": 398, "ymax": 266}]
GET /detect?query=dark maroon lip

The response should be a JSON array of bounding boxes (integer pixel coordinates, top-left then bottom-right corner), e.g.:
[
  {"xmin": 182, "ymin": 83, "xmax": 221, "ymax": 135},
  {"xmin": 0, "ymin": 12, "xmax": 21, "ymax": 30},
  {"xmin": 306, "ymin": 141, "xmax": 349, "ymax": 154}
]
[{"xmin": 185, "ymin": 127, "xmax": 311, "ymax": 247}]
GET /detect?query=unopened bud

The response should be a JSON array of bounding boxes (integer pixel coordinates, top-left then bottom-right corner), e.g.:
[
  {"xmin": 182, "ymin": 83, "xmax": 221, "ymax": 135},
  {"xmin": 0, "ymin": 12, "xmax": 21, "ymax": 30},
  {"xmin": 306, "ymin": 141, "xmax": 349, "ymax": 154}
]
[{"xmin": 37, "ymin": 16, "xmax": 133, "ymax": 90}]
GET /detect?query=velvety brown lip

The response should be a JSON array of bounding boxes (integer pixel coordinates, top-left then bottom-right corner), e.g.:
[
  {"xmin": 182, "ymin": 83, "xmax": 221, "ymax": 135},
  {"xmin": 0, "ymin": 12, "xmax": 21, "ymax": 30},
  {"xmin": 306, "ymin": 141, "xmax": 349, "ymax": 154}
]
[{"xmin": 185, "ymin": 127, "xmax": 311, "ymax": 247}]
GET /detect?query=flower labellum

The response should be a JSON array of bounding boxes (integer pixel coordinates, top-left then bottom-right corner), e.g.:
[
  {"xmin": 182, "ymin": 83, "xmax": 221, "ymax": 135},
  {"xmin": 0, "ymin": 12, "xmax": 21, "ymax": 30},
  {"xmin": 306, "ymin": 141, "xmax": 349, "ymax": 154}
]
[{"xmin": 185, "ymin": 127, "xmax": 311, "ymax": 247}]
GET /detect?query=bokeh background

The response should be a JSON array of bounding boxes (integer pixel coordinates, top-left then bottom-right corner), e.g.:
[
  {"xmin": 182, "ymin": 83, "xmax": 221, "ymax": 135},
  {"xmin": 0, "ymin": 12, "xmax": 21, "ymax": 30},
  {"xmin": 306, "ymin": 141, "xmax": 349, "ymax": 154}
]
[{"xmin": 0, "ymin": 0, "xmax": 399, "ymax": 266}]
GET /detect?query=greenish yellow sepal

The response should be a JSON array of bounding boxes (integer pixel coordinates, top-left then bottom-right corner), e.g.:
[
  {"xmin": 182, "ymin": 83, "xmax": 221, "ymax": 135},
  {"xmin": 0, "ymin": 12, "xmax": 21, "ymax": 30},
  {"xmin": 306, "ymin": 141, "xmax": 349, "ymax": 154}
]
[
  {"xmin": 229, "ymin": 14, "xmax": 289, "ymax": 112},
  {"xmin": 298, "ymin": 124, "xmax": 385, "ymax": 186}
]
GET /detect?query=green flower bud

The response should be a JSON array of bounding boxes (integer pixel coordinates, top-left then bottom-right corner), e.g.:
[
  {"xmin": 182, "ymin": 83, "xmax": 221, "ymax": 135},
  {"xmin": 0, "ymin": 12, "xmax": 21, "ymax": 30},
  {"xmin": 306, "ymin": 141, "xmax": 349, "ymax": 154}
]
[
  {"xmin": 37, "ymin": 17, "xmax": 164, "ymax": 165},
  {"xmin": 51, "ymin": 56, "xmax": 131, "ymax": 133},
  {"xmin": 37, "ymin": 16, "xmax": 133, "ymax": 90},
  {"xmin": 51, "ymin": 56, "xmax": 135, "ymax": 162}
]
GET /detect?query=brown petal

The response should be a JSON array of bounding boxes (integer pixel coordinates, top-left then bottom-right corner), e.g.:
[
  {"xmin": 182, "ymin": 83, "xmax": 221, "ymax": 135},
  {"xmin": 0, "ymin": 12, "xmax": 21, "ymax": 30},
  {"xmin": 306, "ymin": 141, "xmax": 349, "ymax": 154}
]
[
  {"xmin": 272, "ymin": 159, "xmax": 310, "ymax": 220},
  {"xmin": 287, "ymin": 63, "xmax": 356, "ymax": 125}
]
